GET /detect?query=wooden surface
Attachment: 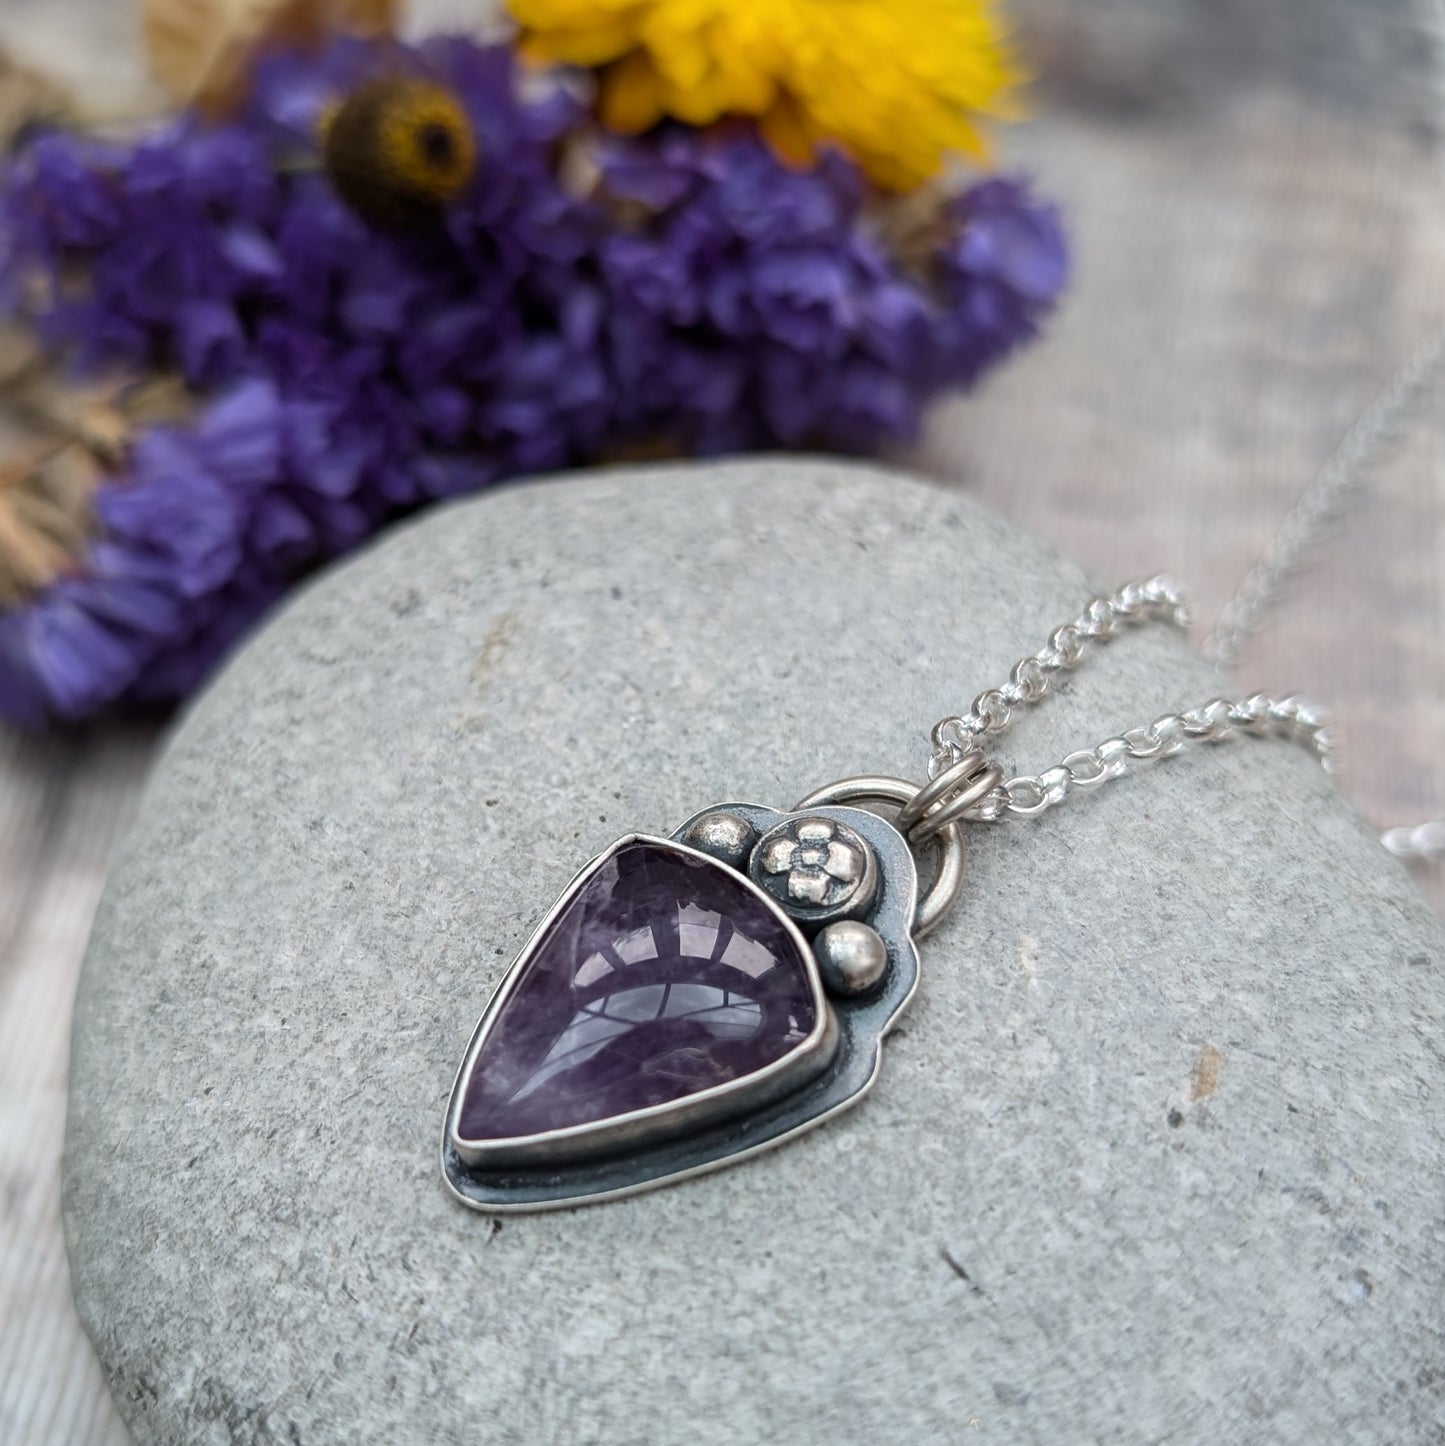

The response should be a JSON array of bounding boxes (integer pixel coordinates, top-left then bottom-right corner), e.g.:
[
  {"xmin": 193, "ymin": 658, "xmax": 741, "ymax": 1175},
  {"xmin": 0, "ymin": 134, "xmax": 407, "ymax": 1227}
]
[
  {"xmin": 3, "ymin": 1, "xmax": 1445, "ymax": 1440},
  {"xmin": 1, "ymin": 727, "xmax": 152, "ymax": 1446}
]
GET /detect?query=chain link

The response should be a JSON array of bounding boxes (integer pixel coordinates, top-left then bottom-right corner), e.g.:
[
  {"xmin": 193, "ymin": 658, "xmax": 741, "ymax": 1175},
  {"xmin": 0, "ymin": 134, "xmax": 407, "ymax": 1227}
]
[
  {"xmin": 1381, "ymin": 820, "xmax": 1445, "ymax": 861},
  {"xmin": 929, "ymin": 576, "xmax": 1193, "ymax": 767},
  {"xmin": 926, "ymin": 578, "xmax": 1337, "ymax": 824},
  {"xmin": 969, "ymin": 694, "xmax": 1336, "ymax": 821},
  {"xmin": 1199, "ymin": 326, "xmax": 1445, "ymax": 862}
]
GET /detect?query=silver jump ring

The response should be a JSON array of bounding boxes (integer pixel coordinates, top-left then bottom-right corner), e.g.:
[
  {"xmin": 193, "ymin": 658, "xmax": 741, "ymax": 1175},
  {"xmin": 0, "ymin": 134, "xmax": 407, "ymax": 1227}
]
[
  {"xmin": 908, "ymin": 765, "xmax": 1003, "ymax": 842},
  {"xmin": 901, "ymin": 749, "xmax": 987, "ymax": 827},
  {"xmin": 896, "ymin": 753, "xmax": 1004, "ymax": 842},
  {"xmin": 792, "ymin": 775, "xmax": 964, "ymax": 939}
]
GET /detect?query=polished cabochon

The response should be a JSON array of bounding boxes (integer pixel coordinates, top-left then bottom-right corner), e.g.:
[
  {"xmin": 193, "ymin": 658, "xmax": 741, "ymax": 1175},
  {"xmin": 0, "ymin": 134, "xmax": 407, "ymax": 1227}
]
[{"xmin": 443, "ymin": 803, "xmax": 921, "ymax": 1211}]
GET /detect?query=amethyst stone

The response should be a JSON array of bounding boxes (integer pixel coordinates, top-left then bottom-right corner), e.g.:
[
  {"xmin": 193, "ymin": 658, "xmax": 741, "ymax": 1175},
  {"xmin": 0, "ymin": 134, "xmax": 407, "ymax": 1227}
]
[{"xmin": 457, "ymin": 839, "xmax": 832, "ymax": 1162}]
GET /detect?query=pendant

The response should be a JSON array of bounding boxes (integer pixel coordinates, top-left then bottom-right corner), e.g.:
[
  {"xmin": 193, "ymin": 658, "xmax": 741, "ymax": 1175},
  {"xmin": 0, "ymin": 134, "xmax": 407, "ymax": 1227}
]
[{"xmin": 442, "ymin": 774, "xmax": 973, "ymax": 1212}]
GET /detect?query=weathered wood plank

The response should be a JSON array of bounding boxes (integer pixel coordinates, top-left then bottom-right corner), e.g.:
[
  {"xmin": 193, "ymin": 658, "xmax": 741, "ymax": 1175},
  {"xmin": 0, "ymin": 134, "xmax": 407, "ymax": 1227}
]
[{"xmin": 1, "ymin": 728, "xmax": 156, "ymax": 1446}]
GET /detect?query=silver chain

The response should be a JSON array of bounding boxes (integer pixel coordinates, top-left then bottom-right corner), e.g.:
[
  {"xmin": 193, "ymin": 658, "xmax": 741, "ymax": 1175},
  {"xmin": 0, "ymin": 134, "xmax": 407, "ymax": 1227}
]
[
  {"xmin": 1198, "ymin": 325, "xmax": 1445, "ymax": 862},
  {"xmin": 926, "ymin": 577, "xmax": 1337, "ymax": 823},
  {"xmin": 919, "ymin": 327, "xmax": 1445, "ymax": 843},
  {"xmin": 1381, "ymin": 820, "xmax": 1445, "ymax": 860},
  {"xmin": 1202, "ymin": 325, "xmax": 1445, "ymax": 671}
]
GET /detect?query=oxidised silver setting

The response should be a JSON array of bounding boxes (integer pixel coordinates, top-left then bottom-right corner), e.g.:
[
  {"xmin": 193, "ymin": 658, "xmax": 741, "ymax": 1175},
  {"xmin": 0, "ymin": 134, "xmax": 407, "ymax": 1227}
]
[
  {"xmin": 440, "ymin": 573, "xmax": 1345, "ymax": 1217},
  {"xmin": 794, "ymin": 776, "xmax": 966, "ymax": 938},
  {"xmin": 442, "ymin": 802, "xmax": 922, "ymax": 1213},
  {"xmin": 749, "ymin": 814, "xmax": 877, "ymax": 926},
  {"xmin": 446, "ymin": 834, "xmax": 839, "ymax": 1173},
  {"xmin": 680, "ymin": 810, "xmax": 757, "ymax": 868},
  {"xmin": 813, "ymin": 919, "xmax": 890, "ymax": 997}
]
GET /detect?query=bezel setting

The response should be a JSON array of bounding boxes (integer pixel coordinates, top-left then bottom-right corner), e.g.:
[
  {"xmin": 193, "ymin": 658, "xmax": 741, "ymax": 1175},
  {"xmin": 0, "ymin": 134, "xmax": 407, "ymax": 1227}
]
[
  {"xmin": 442, "ymin": 803, "xmax": 922, "ymax": 1212},
  {"xmin": 446, "ymin": 833, "xmax": 838, "ymax": 1171}
]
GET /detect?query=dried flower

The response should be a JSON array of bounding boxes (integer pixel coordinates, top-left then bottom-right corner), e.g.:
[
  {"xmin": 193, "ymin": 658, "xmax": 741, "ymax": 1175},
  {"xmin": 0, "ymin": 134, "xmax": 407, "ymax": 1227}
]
[
  {"xmin": 0, "ymin": 36, "xmax": 1066, "ymax": 726},
  {"xmin": 509, "ymin": 0, "xmax": 1023, "ymax": 191},
  {"xmin": 589, "ymin": 126, "xmax": 1065, "ymax": 450},
  {"xmin": 0, "ymin": 47, "xmax": 69, "ymax": 152},
  {"xmin": 928, "ymin": 177, "xmax": 1070, "ymax": 387},
  {"xmin": 0, "ymin": 449, "xmax": 91, "ymax": 607},
  {"xmin": 322, "ymin": 76, "xmax": 479, "ymax": 226},
  {"xmin": 143, "ymin": 0, "xmax": 398, "ymax": 114}
]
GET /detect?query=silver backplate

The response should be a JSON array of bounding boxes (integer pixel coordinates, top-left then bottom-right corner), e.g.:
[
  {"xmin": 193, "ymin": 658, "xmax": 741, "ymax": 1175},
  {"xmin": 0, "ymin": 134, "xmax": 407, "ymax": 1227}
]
[{"xmin": 441, "ymin": 803, "xmax": 920, "ymax": 1212}]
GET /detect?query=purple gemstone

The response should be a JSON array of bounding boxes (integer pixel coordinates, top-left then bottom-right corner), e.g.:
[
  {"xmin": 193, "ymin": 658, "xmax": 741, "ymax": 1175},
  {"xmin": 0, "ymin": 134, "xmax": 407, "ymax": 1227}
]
[{"xmin": 459, "ymin": 839, "xmax": 825, "ymax": 1151}]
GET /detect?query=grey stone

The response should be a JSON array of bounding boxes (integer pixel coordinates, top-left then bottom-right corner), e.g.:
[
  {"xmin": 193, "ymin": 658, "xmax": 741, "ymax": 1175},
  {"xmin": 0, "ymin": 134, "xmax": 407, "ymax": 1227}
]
[{"xmin": 65, "ymin": 459, "xmax": 1445, "ymax": 1444}]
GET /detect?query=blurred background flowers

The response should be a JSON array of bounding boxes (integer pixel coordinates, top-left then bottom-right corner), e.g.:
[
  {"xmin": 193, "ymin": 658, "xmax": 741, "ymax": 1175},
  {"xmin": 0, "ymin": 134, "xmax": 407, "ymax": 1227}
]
[{"xmin": 0, "ymin": 0, "xmax": 1065, "ymax": 727}]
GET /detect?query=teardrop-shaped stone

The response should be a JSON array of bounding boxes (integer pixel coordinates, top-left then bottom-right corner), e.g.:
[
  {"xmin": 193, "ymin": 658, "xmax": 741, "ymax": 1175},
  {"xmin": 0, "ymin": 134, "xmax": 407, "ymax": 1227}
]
[{"xmin": 458, "ymin": 839, "xmax": 829, "ymax": 1157}]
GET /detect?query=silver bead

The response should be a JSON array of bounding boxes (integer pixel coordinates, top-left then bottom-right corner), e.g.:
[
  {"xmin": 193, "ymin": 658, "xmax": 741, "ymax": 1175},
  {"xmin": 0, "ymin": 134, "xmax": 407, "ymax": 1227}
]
[
  {"xmin": 682, "ymin": 811, "xmax": 756, "ymax": 869},
  {"xmin": 813, "ymin": 920, "xmax": 889, "ymax": 997}
]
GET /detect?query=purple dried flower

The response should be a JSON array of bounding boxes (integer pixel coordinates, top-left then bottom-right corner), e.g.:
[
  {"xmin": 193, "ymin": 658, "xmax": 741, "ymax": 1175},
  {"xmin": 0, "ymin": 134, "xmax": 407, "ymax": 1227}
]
[
  {"xmin": 0, "ymin": 36, "xmax": 1067, "ymax": 727},
  {"xmin": 587, "ymin": 126, "xmax": 1066, "ymax": 454},
  {"xmin": 928, "ymin": 177, "xmax": 1070, "ymax": 386}
]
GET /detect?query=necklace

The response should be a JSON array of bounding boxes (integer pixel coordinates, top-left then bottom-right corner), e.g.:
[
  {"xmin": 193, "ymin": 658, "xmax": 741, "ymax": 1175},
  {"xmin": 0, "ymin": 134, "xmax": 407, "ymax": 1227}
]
[
  {"xmin": 442, "ymin": 576, "xmax": 1335, "ymax": 1212},
  {"xmin": 1202, "ymin": 324, "xmax": 1445, "ymax": 860}
]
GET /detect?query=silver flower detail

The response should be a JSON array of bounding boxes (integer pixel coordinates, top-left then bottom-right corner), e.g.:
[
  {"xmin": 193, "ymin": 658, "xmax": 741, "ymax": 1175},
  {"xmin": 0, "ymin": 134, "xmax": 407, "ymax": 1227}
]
[{"xmin": 760, "ymin": 818, "xmax": 864, "ymax": 906}]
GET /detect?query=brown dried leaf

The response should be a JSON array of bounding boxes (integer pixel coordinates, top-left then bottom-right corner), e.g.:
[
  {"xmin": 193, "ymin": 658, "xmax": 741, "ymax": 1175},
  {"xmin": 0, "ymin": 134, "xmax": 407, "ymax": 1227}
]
[
  {"xmin": 14, "ymin": 374, "xmax": 133, "ymax": 466},
  {"xmin": 0, "ymin": 323, "xmax": 42, "ymax": 392},
  {"xmin": 868, "ymin": 174, "xmax": 963, "ymax": 279},
  {"xmin": 0, "ymin": 48, "xmax": 69, "ymax": 151},
  {"xmin": 119, "ymin": 374, "xmax": 194, "ymax": 432},
  {"xmin": 8, "ymin": 369, "xmax": 192, "ymax": 468},
  {"xmin": 0, "ymin": 446, "xmax": 102, "ymax": 606},
  {"xmin": 0, "ymin": 335, "xmax": 199, "ymax": 603},
  {"xmin": 142, "ymin": 0, "xmax": 400, "ymax": 114},
  {"xmin": 338, "ymin": 0, "xmax": 397, "ymax": 30}
]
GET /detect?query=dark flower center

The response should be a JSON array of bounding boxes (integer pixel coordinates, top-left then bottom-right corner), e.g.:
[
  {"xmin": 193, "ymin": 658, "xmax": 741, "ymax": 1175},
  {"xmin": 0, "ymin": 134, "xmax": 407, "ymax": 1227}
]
[
  {"xmin": 418, "ymin": 121, "xmax": 456, "ymax": 171},
  {"xmin": 321, "ymin": 77, "xmax": 479, "ymax": 226}
]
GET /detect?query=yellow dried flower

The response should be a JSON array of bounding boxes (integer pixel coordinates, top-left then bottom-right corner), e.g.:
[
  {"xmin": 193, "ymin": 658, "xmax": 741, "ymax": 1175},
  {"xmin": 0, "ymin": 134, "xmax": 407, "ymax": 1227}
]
[
  {"xmin": 322, "ymin": 77, "xmax": 479, "ymax": 226},
  {"xmin": 507, "ymin": 0, "xmax": 1024, "ymax": 191}
]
